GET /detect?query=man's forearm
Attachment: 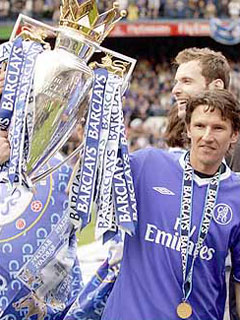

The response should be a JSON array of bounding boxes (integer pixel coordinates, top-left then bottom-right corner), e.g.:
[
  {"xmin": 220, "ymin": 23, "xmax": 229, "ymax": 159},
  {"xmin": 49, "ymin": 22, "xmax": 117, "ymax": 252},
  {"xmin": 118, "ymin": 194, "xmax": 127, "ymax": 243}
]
[
  {"xmin": 0, "ymin": 131, "xmax": 10, "ymax": 164},
  {"xmin": 0, "ymin": 65, "xmax": 5, "ymax": 95},
  {"xmin": 235, "ymin": 281, "xmax": 240, "ymax": 318}
]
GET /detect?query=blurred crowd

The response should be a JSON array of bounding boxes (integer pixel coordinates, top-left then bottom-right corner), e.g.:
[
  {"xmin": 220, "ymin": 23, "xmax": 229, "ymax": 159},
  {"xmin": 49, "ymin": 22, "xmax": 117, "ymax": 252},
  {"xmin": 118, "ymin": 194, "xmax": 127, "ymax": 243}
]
[
  {"xmin": 1, "ymin": 0, "xmax": 240, "ymax": 21},
  {"xmin": 123, "ymin": 57, "xmax": 174, "ymax": 151}
]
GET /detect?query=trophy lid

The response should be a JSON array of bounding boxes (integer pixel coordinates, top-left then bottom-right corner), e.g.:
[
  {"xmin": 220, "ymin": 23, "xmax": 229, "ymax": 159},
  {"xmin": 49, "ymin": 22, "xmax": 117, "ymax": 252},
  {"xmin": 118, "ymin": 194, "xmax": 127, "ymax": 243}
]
[{"xmin": 59, "ymin": 0, "xmax": 126, "ymax": 44}]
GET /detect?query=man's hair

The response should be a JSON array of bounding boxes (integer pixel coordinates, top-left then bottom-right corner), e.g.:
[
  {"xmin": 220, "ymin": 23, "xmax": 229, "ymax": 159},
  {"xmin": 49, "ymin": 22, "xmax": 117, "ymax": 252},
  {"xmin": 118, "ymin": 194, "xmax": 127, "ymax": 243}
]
[
  {"xmin": 174, "ymin": 47, "xmax": 231, "ymax": 89},
  {"xmin": 185, "ymin": 89, "xmax": 240, "ymax": 132},
  {"xmin": 164, "ymin": 104, "xmax": 189, "ymax": 148}
]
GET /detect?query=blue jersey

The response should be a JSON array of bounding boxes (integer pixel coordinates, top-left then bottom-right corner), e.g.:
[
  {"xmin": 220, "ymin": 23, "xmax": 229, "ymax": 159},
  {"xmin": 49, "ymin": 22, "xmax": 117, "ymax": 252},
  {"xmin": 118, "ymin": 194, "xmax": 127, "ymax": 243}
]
[
  {"xmin": 102, "ymin": 148, "xmax": 240, "ymax": 320},
  {"xmin": 0, "ymin": 156, "xmax": 82, "ymax": 319}
]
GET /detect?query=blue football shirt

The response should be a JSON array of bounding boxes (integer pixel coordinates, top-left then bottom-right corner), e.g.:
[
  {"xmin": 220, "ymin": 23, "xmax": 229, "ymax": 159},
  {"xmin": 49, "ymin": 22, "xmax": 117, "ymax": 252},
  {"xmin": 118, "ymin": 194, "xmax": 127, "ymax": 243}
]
[{"xmin": 102, "ymin": 148, "xmax": 240, "ymax": 320}]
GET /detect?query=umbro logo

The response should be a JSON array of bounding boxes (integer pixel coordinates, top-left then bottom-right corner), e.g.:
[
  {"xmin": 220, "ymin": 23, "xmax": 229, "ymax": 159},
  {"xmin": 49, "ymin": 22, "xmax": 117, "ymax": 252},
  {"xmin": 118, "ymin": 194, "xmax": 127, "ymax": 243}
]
[{"xmin": 153, "ymin": 187, "xmax": 175, "ymax": 195}]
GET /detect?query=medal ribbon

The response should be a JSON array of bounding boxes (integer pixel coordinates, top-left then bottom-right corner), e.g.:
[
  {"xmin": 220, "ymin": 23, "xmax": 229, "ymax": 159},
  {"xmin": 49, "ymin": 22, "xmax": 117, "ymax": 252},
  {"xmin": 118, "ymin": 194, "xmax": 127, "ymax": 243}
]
[{"xmin": 180, "ymin": 152, "xmax": 220, "ymax": 302}]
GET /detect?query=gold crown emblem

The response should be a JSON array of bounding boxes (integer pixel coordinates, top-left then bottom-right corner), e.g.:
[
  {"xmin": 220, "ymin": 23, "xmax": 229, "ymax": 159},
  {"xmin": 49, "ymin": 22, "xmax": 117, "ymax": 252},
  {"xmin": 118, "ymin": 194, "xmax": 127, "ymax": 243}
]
[{"xmin": 59, "ymin": 0, "xmax": 126, "ymax": 43}]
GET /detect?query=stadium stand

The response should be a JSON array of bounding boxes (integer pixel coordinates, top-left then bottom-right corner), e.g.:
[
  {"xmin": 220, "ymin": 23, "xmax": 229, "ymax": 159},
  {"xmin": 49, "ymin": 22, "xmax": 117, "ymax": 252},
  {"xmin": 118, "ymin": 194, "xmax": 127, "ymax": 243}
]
[{"xmin": 0, "ymin": 0, "xmax": 239, "ymax": 20}]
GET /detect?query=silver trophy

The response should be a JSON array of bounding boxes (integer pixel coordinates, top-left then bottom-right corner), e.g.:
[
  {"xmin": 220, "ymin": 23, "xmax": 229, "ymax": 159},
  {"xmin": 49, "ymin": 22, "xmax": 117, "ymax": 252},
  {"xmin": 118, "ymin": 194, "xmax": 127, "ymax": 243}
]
[
  {"xmin": 0, "ymin": 0, "xmax": 136, "ymax": 184},
  {"xmin": 0, "ymin": 0, "xmax": 136, "ymax": 227}
]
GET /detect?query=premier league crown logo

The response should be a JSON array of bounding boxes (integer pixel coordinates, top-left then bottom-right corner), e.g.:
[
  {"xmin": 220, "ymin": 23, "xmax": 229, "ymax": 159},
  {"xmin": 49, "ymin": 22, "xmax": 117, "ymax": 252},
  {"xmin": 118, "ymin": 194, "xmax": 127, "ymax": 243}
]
[{"xmin": 59, "ymin": 0, "xmax": 126, "ymax": 42}]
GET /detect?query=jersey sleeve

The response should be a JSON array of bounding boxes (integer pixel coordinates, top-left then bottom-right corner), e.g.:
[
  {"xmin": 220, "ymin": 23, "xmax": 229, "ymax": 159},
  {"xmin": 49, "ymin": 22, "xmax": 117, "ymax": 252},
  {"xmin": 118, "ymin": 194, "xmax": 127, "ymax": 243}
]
[{"xmin": 230, "ymin": 223, "xmax": 240, "ymax": 282}]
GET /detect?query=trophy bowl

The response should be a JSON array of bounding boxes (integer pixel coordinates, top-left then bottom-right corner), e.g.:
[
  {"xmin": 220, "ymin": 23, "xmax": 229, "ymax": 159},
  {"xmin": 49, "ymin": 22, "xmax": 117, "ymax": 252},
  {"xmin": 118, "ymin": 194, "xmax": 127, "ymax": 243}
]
[{"xmin": 27, "ymin": 39, "xmax": 93, "ymax": 177}]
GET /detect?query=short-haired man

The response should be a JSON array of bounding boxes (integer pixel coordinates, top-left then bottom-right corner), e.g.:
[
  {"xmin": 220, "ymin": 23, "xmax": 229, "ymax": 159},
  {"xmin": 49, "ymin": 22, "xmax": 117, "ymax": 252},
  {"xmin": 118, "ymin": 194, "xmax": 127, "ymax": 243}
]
[
  {"xmin": 101, "ymin": 89, "xmax": 240, "ymax": 320},
  {"xmin": 172, "ymin": 47, "xmax": 230, "ymax": 119},
  {"xmin": 171, "ymin": 47, "xmax": 239, "ymax": 320}
]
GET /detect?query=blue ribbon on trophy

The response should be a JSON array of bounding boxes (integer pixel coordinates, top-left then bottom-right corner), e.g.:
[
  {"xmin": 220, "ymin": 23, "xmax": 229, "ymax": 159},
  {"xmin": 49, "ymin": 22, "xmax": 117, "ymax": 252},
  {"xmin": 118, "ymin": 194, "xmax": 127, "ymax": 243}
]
[
  {"xmin": 68, "ymin": 66, "xmax": 137, "ymax": 241},
  {"xmin": 68, "ymin": 68, "xmax": 108, "ymax": 230},
  {"xmin": 0, "ymin": 37, "xmax": 24, "ymax": 131},
  {"xmin": 8, "ymin": 40, "xmax": 43, "ymax": 186},
  {"xmin": 95, "ymin": 77, "xmax": 122, "ymax": 240},
  {"xmin": 94, "ymin": 73, "xmax": 122, "ymax": 208},
  {"xmin": 209, "ymin": 17, "xmax": 240, "ymax": 45}
]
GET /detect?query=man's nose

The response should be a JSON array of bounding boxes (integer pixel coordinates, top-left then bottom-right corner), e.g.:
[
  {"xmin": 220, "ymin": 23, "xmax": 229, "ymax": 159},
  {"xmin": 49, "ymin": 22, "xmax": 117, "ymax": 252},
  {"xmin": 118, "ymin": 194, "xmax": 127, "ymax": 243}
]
[
  {"xmin": 202, "ymin": 127, "xmax": 213, "ymax": 141},
  {"xmin": 172, "ymin": 82, "xmax": 181, "ymax": 95}
]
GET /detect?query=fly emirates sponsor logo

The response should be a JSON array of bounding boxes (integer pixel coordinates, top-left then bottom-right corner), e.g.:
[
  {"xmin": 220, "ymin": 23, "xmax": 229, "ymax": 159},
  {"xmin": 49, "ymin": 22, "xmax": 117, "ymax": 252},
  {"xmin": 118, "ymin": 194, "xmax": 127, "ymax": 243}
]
[{"xmin": 144, "ymin": 218, "xmax": 215, "ymax": 261}]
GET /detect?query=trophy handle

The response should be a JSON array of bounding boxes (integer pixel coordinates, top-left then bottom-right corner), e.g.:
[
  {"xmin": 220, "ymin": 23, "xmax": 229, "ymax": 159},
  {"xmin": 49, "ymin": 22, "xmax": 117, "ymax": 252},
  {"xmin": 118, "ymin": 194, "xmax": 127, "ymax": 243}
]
[
  {"xmin": 87, "ymin": 40, "xmax": 137, "ymax": 95},
  {"xmin": 31, "ymin": 142, "xmax": 83, "ymax": 184},
  {"xmin": 10, "ymin": 13, "xmax": 57, "ymax": 42}
]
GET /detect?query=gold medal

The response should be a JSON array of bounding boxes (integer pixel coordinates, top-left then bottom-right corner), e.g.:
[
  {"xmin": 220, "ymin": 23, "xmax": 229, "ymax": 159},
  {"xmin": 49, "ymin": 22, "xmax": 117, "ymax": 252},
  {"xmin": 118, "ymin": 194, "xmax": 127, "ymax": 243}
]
[{"xmin": 176, "ymin": 302, "xmax": 192, "ymax": 319}]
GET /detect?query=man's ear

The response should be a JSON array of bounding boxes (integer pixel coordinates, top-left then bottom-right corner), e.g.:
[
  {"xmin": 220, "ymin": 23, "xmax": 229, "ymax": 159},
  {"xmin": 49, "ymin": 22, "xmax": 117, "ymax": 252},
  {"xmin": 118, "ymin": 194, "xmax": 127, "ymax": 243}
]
[
  {"xmin": 208, "ymin": 79, "xmax": 224, "ymax": 90},
  {"xmin": 187, "ymin": 125, "xmax": 191, "ymax": 139},
  {"xmin": 231, "ymin": 131, "xmax": 239, "ymax": 145}
]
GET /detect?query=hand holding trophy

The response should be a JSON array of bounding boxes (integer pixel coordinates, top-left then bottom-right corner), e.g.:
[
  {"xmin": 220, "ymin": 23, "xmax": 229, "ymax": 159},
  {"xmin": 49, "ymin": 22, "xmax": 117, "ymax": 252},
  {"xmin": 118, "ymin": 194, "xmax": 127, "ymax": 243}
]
[{"xmin": 0, "ymin": 0, "xmax": 137, "ymax": 318}]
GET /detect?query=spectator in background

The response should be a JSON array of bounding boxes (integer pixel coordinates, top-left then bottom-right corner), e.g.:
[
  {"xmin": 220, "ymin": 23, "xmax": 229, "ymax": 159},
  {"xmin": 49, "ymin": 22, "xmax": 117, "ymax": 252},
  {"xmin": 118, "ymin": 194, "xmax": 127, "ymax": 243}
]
[
  {"xmin": 197, "ymin": 0, "xmax": 206, "ymax": 18},
  {"xmin": 204, "ymin": 0, "xmax": 217, "ymax": 18},
  {"xmin": 175, "ymin": 0, "xmax": 186, "ymax": 18},
  {"xmin": 10, "ymin": 0, "xmax": 26, "ymax": 18},
  {"xmin": 228, "ymin": 0, "xmax": 240, "ymax": 19},
  {"xmin": 138, "ymin": 0, "xmax": 148, "ymax": 18},
  {"xmin": 32, "ymin": 0, "xmax": 44, "ymax": 18},
  {"xmin": 186, "ymin": 0, "xmax": 197, "ymax": 18},
  {"xmin": 147, "ymin": 0, "xmax": 161, "ymax": 19},
  {"xmin": 0, "ymin": 0, "xmax": 10, "ymax": 18},
  {"xmin": 230, "ymin": 61, "xmax": 240, "ymax": 100},
  {"xmin": 127, "ymin": 1, "xmax": 139, "ymax": 20},
  {"xmin": 164, "ymin": 0, "xmax": 176, "ymax": 18},
  {"xmin": 119, "ymin": 0, "xmax": 129, "ymax": 11},
  {"xmin": 220, "ymin": 0, "xmax": 230, "ymax": 17},
  {"xmin": 52, "ymin": 0, "xmax": 60, "ymax": 23}
]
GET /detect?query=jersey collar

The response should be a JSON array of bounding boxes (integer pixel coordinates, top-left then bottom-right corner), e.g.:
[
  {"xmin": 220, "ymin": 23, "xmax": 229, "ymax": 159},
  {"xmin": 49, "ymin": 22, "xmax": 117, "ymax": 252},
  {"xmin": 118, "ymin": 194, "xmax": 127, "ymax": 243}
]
[{"xmin": 178, "ymin": 151, "xmax": 231, "ymax": 186}]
